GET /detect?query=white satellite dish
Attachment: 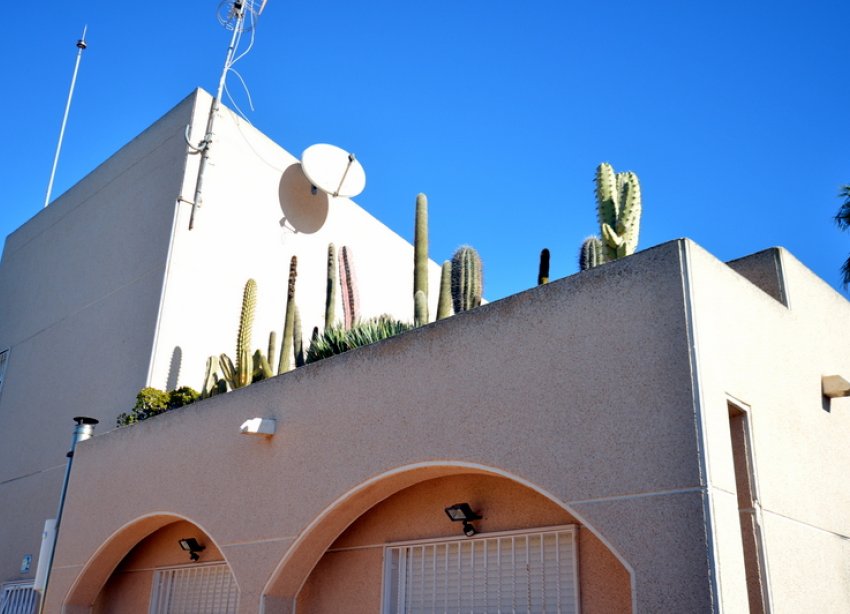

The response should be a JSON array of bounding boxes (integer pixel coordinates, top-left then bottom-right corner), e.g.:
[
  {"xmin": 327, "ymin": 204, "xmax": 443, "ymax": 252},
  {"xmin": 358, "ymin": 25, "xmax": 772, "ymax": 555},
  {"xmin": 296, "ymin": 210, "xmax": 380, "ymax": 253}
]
[{"xmin": 301, "ymin": 143, "xmax": 366, "ymax": 198}]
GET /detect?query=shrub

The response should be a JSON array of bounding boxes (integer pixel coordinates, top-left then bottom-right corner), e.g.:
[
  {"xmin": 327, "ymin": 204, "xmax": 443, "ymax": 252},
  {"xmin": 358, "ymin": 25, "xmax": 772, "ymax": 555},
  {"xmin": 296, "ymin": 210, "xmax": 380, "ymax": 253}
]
[
  {"xmin": 306, "ymin": 316, "xmax": 413, "ymax": 364},
  {"xmin": 116, "ymin": 386, "xmax": 200, "ymax": 427}
]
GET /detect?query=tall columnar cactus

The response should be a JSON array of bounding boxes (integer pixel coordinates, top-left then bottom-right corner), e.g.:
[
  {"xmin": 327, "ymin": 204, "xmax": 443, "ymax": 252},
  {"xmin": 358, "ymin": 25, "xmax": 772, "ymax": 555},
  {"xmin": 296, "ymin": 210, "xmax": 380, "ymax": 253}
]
[
  {"xmin": 278, "ymin": 256, "xmax": 298, "ymax": 374},
  {"xmin": 451, "ymin": 246, "xmax": 483, "ymax": 313},
  {"xmin": 294, "ymin": 304, "xmax": 305, "ymax": 368},
  {"xmin": 338, "ymin": 245, "xmax": 360, "ymax": 329},
  {"xmin": 414, "ymin": 290, "xmax": 427, "ymax": 327},
  {"xmin": 595, "ymin": 162, "xmax": 642, "ymax": 261},
  {"xmin": 579, "ymin": 236, "xmax": 602, "ymax": 271},
  {"xmin": 414, "ymin": 193, "xmax": 429, "ymax": 324},
  {"xmin": 219, "ymin": 279, "xmax": 257, "ymax": 390},
  {"xmin": 436, "ymin": 260, "xmax": 452, "ymax": 320},
  {"xmin": 538, "ymin": 248, "xmax": 550, "ymax": 285},
  {"xmin": 325, "ymin": 243, "xmax": 337, "ymax": 330},
  {"xmin": 267, "ymin": 331, "xmax": 277, "ymax": 372}
]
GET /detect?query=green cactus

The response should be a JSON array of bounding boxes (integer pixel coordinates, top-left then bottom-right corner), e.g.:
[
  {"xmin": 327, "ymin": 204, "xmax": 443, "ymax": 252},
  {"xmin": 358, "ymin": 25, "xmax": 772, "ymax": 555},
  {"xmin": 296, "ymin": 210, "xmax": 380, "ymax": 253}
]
[
  {"xmin": 436, "ymin": 260, "xmax": 453, "ymax": 320},
  {"xmin": 595, "ymin": 162, "xmax": 642, "ymax": 261},
  {"xmin": 451, "ymin": 246, "xmax": 483, "ymax": 313},
  {"xmin": 414, "ymin": 290, "xmax": 427, "ymax": 327},
  {"xmin": 579, "ymin": 236, "xmax": 602, "ymax": 271},
  {"xmin": 278, "ymin": 256, "xmax": 298, "ymax": 374},
  {"xmin": 414, "ymin": 193, "xmax": 429, "ymax": 324},
  {"xmin": 219, "ymin": 279, "xmax": 257, "ymax": 390},
  {"xmin": 252, "ymin": 349, "xmax": 274, "ymax": 382},
  {"xmin": 538, "ymin": 248, "xmax": 550, "ymax": 285},
  {"xmin": 201, "ymin": 355, "xmax": 221, "ymax": 399},
  {"xmin": 325, "ymin": 243, "xmax": 337, "ymax": 330},
  {"xmin": 294, "ymin": 303, "xmax": 305, "ymax": 368},
  {"xmin": 267, "ymin": 331, "xmax": 277, "ymax": 372},
  {"xmin": 338, "ymin": 246, "xmax": 360, "ymax": 329}
]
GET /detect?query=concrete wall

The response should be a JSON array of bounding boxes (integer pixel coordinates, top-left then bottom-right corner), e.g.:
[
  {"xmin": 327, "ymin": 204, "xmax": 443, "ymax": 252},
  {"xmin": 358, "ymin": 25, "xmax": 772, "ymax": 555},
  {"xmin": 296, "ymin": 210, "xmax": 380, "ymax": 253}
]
[
  {"xmin": 296, "ymin": 474, "xmax": 631, "ymax": 613},
  {"xmin": 685, "ymin": 243, "xmax": 850, "ymax": 612},
  {"xmin": 0, "ymin": 93, "xmax": 194, "ymax": 583},
  {"xmin": 45, "ymin": 240, "xmax": 717, "ymax": 613},
  {"xmin": 148, "ymin": 89, "xmax": 443, "ymax": 394},
  {"xmin": 0, "ymin": 88, "xmax": 439, "ymax": 589}
]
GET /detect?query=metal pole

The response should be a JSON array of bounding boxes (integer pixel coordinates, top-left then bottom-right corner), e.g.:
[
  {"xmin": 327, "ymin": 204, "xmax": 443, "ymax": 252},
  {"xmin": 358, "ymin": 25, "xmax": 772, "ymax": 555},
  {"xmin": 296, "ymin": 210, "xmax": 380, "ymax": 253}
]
[
  {"xmin": 36, "ymin": 416, "xmax": 98, "ymax": 614},
  {"xmin": 188, "ymin": 4, "xmax": 244, "ymax": 230},
  {"xmin": 44, "ymin": 27, "xmax": 88, "ymax": 209}
]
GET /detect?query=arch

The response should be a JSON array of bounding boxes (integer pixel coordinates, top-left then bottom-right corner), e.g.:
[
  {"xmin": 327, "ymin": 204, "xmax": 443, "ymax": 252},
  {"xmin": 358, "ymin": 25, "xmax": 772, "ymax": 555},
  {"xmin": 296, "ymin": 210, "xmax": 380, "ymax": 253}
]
[
  {"xmin": 62, "ymin": 512, "xmax": 235, "ymax": 609},
  {"xmin": 262, "ymin": 461, "xmax": 635, "ymax": 610}
]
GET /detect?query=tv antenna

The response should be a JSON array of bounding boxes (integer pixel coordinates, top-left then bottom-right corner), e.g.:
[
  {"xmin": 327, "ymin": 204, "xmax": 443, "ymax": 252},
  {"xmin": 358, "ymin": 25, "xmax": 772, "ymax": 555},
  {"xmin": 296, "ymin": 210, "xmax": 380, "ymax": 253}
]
[
  {"xmin": 43, "ymin": 26, "xmax": 88, "ymax": 209},
  {"xmin": 186, "ymin": 0, "xmax": 268, "ymax": 229}
]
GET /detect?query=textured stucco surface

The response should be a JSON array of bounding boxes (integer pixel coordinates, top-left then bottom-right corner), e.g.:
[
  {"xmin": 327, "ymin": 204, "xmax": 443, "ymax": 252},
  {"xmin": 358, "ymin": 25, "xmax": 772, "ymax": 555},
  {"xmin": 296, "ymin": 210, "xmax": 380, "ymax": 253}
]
[{"xmin": 46, "ymin": 240, "xmax": 713, "ymax": 613}]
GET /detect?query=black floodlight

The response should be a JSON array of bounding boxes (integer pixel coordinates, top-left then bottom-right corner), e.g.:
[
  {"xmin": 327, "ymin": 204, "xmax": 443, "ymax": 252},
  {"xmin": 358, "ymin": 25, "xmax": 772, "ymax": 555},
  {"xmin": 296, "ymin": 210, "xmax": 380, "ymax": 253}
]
[
  {"xmin": 178, "ymin": 537, "xmax": 206, "ymax": 562},
  {"xmin": 444, "ymin": 503, "xmax": 482, "ymax": 537}
]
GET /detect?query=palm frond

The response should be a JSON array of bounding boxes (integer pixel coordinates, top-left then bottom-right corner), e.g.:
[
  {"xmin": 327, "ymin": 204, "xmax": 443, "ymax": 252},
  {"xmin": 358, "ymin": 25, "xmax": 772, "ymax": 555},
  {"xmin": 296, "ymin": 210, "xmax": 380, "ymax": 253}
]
[{"xmin": 835, "ymin": 185, "xmax": 850, "ymax": 230}]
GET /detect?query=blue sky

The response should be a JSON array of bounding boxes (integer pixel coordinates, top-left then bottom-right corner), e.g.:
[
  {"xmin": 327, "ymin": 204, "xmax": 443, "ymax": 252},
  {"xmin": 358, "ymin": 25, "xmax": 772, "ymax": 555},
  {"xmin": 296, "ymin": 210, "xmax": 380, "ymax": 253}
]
[{"xmin": 3, "ymin": 1, "xmax": 848, "ymax": 301}]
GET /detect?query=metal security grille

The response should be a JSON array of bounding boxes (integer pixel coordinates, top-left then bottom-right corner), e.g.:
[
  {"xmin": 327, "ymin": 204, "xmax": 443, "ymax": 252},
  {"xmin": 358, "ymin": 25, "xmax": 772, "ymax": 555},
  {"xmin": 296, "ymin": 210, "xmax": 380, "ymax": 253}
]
[
  {"xmin": 0, "ymin": 582, "xmax": 37, "ymax": 614},
  {"xmin": 384, "ymin": 526, "xmax": 579, "ymax": 614},
  {"xmin": 149, "ymin": 564, "xmax": 239, "ymax": 614}
]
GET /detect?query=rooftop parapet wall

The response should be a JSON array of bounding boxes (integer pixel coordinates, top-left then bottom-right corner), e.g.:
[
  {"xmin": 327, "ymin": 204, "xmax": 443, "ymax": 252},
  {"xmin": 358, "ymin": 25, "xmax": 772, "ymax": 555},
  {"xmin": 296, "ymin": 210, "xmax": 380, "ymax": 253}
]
[{"xmin": 52, "ymin": 239, "xmax": 721, "ymax": 613}]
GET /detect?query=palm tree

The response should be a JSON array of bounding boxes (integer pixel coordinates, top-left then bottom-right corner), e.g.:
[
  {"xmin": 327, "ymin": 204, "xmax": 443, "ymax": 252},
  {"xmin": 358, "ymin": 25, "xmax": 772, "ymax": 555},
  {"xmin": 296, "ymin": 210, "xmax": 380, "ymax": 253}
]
[{"xmin": 836, "ymin": 185, "xmax": 850, "ymax": 285}]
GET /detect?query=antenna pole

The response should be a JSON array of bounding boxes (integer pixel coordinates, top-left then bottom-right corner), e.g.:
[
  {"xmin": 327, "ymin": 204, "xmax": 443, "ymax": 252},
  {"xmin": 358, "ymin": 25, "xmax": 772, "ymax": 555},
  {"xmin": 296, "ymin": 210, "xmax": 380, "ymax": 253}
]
[
  {"xmin": 188, "ymin": 3, "xmax": 245, "ymax": 230},
  {"xmin": 44, "ymin": 26, "xmax": 88, "ymax": 209}
]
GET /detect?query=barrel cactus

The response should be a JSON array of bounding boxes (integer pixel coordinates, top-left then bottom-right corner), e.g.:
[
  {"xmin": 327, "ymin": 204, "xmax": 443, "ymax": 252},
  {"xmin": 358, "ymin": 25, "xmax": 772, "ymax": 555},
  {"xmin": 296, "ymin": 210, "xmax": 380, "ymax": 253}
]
[{"xmin": 451, "ymin": 246, "xmax": 483, "ymax": 313}]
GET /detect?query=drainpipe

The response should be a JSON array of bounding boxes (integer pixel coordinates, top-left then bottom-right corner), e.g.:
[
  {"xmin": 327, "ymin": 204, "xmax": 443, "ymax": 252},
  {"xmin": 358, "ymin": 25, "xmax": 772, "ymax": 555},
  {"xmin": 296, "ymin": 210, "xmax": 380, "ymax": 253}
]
[{"xmin": 36, "ymin": 416, "xmax": 98, "ymax": 614}]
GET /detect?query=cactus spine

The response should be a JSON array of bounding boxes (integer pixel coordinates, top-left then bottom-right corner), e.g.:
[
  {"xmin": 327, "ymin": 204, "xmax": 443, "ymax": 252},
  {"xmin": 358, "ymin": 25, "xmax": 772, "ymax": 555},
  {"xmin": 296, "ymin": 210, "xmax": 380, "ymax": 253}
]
[
  {"xmin": 294, "ymin": 304, "xmax": 305, "ymax": 368},
  {"xmin": 325, "ymin": 243, "xmax": 337, "ymax": 330},
  {"xmin": 338, "ymin": 246, "xmax": 360, "ymax": 329},
  {"xmin": 579, "ymin": 236, "xmax": 602, "ymax": 271},
  {"xmin": 436, "ymin": 260, "xmax": 453, "ymax": 320},
  {"xmin": 278, "ymin": 256, "xmax": 298, "ymax": 374},
  {"xmin": 595, "ymin": 162, "xmax": 642, "ymax": 261},
  {"xmin": 538, "ymin": 248, "xmax": 550, "ymax": 285},
  {"xmin": 414, "ymin": 193, "xmax": 429, "ymax": 324},
  {"xmin": 450, "ymin": 246, "xmax": 483, "ymax": 313}
]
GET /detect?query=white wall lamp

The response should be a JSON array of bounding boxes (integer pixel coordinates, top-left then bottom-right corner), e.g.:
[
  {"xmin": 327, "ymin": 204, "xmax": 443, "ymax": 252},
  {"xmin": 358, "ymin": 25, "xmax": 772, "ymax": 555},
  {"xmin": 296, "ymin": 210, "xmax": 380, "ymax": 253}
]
[
  {"xmin": 822, "ymin": 375, "xmax": 850, "ymax": 399},
  {"xmin": 444, "ymin": 503, "xmax": 482, "ymax": 537},
  {"xmin": 240, "ymin": 417, "xmax": 276, "ymax": 437}
]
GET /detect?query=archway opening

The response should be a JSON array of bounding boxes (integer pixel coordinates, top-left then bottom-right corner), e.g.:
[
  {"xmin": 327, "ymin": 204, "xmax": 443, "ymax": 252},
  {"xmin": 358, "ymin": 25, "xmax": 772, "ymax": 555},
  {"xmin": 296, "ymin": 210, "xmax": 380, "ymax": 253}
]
[{"xmin": 287, "ymin": 472, "xmax": 632, "ymax": 613}]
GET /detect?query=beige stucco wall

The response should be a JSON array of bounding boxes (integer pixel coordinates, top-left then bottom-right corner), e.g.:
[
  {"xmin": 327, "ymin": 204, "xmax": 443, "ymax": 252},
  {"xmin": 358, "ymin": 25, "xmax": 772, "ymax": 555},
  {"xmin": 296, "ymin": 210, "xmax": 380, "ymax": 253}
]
[
  {"xmin": 0, "ymin": 88, "xmax": 440, "ymax": 588},
  {"xmin": 46, "ymin": 239, "xmax": 724, "ymax": 613},
  {"xmin": 0, "ymin": 93, "xmax": 194, "ymax": 583},
  {"xmin": 685, "ymin": 242, "xmax": 850, "ymax": 612},
  {"xmin": 296, "ymin": 474, "xmax": 631, "ymax": 613}
]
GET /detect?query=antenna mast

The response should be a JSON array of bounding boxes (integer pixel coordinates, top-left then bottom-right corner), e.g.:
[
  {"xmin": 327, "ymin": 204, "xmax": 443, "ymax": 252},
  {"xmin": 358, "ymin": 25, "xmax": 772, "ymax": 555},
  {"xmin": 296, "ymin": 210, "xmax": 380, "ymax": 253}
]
[
  {"xmin": 44, "ymin": 26, "xmax": 88, "ymax": 209},
  {"xmin": 187, "ymin": 0, "xmax": 266, "ymax": 230}
]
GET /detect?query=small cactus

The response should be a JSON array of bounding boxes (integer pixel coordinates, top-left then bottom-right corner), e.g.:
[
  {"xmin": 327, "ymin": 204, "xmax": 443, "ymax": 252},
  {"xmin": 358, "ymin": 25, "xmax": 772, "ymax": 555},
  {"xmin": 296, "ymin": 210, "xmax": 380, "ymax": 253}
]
[
  {"xmin": 252, "ymin": 349, "xmax": 274, "ymax": 382},
  {"xmin": 451, "ymin": 246, "xmax": 483, "ymax": 313},
  {"xmin": 414, "ymin": 193, "xmax": 429, "ymax": 324},
  {"xmin": 294, "ymin": 304, "xmax": 305, "ymax": 368},
  {"xmin": 338, "ymin": 246, "xmax": 360, "ymax": 329},
  {"xmin": 436, "ymin": 260, "xmax": 452, "ymax": 320},
  {"xmin": 278, "ymin": 256, "xmax": 298, "ymax": 374},
  {"xmin": 201, "ymin": 355, "xmax": 221, "ymax": 399},
  {"xmin": 267, "ymin": 331, "xmax": 277, "ymax": 371},
  {"xmin": 325, "ymin": 243, "xmax": 337, "ymax": 330},
  {"xmin": 538, "ymin": 248, "xmax": 550, "ymax": 285},
  {"xmin": 579, "ymin": 236, "xmax": 602, "ymax": 271}
]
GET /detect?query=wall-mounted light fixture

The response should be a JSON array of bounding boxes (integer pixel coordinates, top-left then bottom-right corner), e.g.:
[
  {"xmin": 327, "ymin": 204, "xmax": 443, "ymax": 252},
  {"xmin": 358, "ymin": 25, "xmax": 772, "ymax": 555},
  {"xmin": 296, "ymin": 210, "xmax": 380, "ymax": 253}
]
[
  {"xmin": 822, "ymin": 375, "xmax": 850, "ymax": 399},
  {"xmin": 178, "ymin": 538, "xmax": 206, "ymax": 562},
  {"xmin": 240, "ymin": 417, "xmax": 276, "ymax": 437},
  {"xmin": 444, "ymin": 503, "xmax": 482, "ymax": 537}
]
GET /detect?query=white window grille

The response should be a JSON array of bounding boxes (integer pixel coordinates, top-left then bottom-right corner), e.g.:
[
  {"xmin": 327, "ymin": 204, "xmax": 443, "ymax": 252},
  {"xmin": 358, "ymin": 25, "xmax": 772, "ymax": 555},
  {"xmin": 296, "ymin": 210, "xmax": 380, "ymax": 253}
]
[
  {"xmin": 149, "ymin": 564, "xmax": 239, "ymax": 614},
  {"xmin": 0, "ymin": 582, "xmax": 37, "ymax": 614},
  {"xmin": 383, "ymin": 525, "xmax": 579, "ymax": 614}
]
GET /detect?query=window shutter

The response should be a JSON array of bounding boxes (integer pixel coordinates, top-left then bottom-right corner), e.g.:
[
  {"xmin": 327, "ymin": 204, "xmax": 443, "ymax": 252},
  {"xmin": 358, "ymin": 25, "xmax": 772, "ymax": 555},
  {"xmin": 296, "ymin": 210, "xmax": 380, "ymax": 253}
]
[
  {"xmin": 149, "ymin": 564, "xmax": 239, "ymax": 614},
  {"xmin": 0, "ymin": 582, "xmax": 37, "ymax": 614}
]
